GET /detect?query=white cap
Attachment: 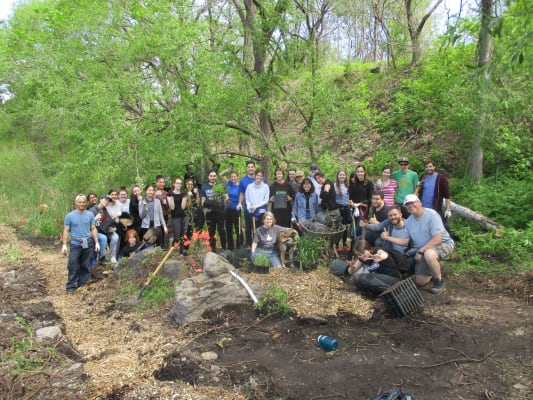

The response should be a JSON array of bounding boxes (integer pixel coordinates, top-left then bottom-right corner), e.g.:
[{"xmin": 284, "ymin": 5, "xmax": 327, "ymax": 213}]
[{"xmin": 403, "ymin": 194, "xmax": 419, "ymax": 206}]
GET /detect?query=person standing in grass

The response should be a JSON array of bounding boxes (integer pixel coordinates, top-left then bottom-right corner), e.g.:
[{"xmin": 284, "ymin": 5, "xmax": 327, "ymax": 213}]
[
  {"xmin": 61, "ymin": 194, "xmax": 100, "ymax": 293},
  {"xmin": 392, "ymin": 157, "xmax": 418, "ymax": 217},
  {"xmin": 374, "ymin": 164, "xmax": 397, "ymax": 207}
]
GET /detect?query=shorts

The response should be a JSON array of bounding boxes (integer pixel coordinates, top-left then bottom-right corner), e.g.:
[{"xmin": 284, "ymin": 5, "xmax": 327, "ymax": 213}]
[{"xmin": 415, "ymin": 242, "xmax": 454, "ymax": 276}]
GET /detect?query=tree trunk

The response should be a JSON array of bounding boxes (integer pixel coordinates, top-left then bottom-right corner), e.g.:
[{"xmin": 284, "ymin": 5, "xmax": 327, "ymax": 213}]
[
  {"xmin": 468, "ymin": 0, "xmax": 494, "ymax": 182},
  {"xmin": 450, "ymin": 201, "xmax": 502, "ymax": 231},
  {"xmin": 405, "ymin": 0, "xmax": 444, "ymax": 66}
]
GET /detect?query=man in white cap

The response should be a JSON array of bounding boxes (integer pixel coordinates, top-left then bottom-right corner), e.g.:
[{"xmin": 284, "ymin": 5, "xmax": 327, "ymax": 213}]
[{"xmin": 396, "ymin": 194, "xmax": 454, "ymax": 294}]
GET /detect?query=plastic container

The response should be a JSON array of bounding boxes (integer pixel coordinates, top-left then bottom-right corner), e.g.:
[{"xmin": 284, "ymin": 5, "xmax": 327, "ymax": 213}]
[{"xmin": 317, "ymin": 335, "xmax": 339, "ymax": 352}]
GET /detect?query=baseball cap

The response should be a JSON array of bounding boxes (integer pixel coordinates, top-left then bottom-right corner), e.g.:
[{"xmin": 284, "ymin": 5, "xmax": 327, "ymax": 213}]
[
  {"xmin": 295, "ymin": 170, "xmax": 305, "ymax": 177},
  {"xmin": 100, "ymin": 194, "xmax": 112, "ymax": 201},
  {"xmin": 403, "ymin": 194, "xmax": 419, "ymax": 205},
  {"xmin": 310, "ymin": 163, "xmax": 319, "ymax": 170},
  {"xmin": 398, "ymin": 157, "xmax": 409, "ymax": 164}
]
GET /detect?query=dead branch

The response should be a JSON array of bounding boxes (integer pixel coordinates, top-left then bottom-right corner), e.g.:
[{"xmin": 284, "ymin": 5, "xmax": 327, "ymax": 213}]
[{"xmin": 398, "ymin": 351, "xmax": 494, "ymax": 369}]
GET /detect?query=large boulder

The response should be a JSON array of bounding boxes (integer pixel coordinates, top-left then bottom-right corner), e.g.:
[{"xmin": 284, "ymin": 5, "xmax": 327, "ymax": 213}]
[{"xmin": 168, "ymin": 252, "xmax": 263, "ymax": 325}]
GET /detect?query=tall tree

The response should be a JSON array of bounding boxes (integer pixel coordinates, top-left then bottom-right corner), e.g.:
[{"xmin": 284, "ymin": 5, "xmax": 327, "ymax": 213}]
[
  {"xmin": 468, "ymin": 0, "xmax": 494, "ymax": 182},
  {"xmin": 405, "ymin": 0, "xmax": 444, "ymax": 66}
]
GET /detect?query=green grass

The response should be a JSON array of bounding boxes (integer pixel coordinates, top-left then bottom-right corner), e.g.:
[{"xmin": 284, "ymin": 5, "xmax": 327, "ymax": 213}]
[
  {"xmin": 448, "ymin": 221, "xmax": 533, "ymax": 275},
  {"xmin": 254, "ymin": 284, "xmax": 294, "ymax": 317},
  {"xmin": 0, "ymin": 244, "xmax": 24, "ymax": 265},
  {"xmin": 0, "ymin": 317, "xmax": 44, "ymax": 373}
]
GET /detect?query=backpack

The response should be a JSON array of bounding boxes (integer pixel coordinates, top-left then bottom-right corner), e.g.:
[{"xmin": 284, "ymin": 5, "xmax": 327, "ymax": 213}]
[{"xmin": 368, "ymin": 388, "xmax": 415, "ymax": 400}]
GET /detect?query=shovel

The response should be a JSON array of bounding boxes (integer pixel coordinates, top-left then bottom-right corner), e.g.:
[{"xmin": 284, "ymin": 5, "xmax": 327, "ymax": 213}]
[{"xmin": 135, "ymin": 244, "xmax": 175, "ymax": 300}]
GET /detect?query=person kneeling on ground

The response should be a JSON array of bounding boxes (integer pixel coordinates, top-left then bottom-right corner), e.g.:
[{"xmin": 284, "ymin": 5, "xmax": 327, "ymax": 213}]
[
  {"xmin": 346, "ymin": 240, "xmax": 407, "ymax": 296},
  {"xmin": 251, "ymin": 211, "xmax": 292, "ymax": 268},
  {"xmin": 118, "ymin": 229, "xmax": 149, "ymax": 261}
]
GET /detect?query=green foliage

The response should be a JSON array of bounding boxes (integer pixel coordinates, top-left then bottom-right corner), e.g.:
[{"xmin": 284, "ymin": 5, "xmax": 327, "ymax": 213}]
[
  {"xmin": 297, "ymin": 235, "xmax": 323, "ymax": 268},
  {"xmin": 450, "ymin": 222, "xmax": 533, "ymax": 274},
  {"xmin": 0, "ymin": 317, "xmax": 43, "ymax": 373},
  {"xmin": 254, "ymin": 284, "xmax": 294, "ymax": 317},
  {"xmin": 0, "ymin": 244, "xmax": 24, "ymax": 265},
  {"xmin": 140, "ymin": 275, "xmax": 177, "ymax": 307},
  {"xmin": 452, "ymin": 175, "xmax": 533, "ymax": 229},
  {"xmin": 253, "ymin": 253, "xmax": 271, "ymax": 267}
]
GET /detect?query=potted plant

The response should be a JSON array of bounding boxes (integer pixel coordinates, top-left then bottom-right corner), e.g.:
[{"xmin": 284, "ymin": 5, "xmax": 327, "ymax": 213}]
[{"xmin": 252, "ymin": 253, "xmax": 270, "ymax": 274}]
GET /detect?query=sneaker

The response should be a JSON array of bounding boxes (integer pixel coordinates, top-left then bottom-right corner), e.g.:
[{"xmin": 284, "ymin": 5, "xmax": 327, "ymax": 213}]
[
  {"xmin": 428, "ymin": 278, "xmax": 446, "ymax": 294},
  {"xmin": 110, "ymin": 256, "xmax": 117, "ymax": 264}
]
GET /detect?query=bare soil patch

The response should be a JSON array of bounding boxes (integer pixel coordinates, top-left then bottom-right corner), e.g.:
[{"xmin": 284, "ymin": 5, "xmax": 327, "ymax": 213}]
[{"xmin": 1, "ymin": 225, "xmax": 532, "ymax": 399}]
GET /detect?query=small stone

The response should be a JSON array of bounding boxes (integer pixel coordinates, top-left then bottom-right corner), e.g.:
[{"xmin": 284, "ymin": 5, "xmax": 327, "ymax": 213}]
[
  {"xmin": 201, "ymin": 351, "xmax": 218, "ymax": 361},
  {"xmin": 35, "ymin": 325, "xmax": 62, "ymax": 344}
]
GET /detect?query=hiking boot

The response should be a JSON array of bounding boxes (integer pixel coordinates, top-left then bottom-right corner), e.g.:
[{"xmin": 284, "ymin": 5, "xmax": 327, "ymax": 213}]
[{"xmin": 428, "ymin": 278, "xmax": 446, "ymax": 294}]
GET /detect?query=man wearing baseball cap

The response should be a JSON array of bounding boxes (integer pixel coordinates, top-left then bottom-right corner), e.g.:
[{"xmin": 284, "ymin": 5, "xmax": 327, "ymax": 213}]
[
  {"xmin": 392, "ymin": 157, "xmax": 418, "ymax": 217},
  {"xmin": 395, "ymin": 194, "xmax": 454, "ymax": 294}
]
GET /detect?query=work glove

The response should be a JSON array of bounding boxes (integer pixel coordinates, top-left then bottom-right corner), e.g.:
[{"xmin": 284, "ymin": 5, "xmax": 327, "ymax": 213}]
[
  {"xmin": 353, "ymin": 207, "xmax": 360, "ymax": 219},
  {"xmin": 163, "ymin": 226, "xmax": 168, "ymax": 234},
  {"xmin": 187, "ymin": 191, "xmax": 193, "ymax": 197},
  {"xmin": 291, "ymin": 217, "xmax": 296, "ymax": 223},
  {"xmin": 248, "ymin": 206, "xmax": 255, "ymax": 214},
  {"xmin": 445, "ymin": 210, "xmax": 452, "ymax": 218},
  {"xmin": 236, "ymin": 203, "xmax": 242, "ymax": 211},
  {"xmin": 61, "ymin": 244, "xmax": 68, "ymax": 255},
  {"xmin": 95, "ymin": 242, "xmax": 100, "ymax": 253},
  {"xmin": 193, "ymin": 188, "xmax": 198, "ymax": 194}
]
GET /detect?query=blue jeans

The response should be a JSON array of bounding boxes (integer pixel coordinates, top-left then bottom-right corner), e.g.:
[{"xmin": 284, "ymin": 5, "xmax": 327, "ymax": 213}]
[
  {"xmin": 89, "ymin": 233, "xmax": 108, "ymax": 271},
  {"xmin": 66, "ymin": 241, "xmax": 94, "ymax": 290},
  {"xmin": 255, "ymin": 248, "xmax": 282, "ymax": 268}
]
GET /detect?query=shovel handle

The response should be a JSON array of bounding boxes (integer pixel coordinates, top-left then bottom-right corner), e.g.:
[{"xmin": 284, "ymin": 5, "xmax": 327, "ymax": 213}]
[{"xmin": 137, "ymin": 246, "xmax": 175, "ymax": 298}]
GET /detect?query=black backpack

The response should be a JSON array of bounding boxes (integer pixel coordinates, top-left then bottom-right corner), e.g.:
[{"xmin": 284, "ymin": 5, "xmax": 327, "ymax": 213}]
[{"xmin": 368, "ymin": 388, "xmax": 415, "ymax": 400}]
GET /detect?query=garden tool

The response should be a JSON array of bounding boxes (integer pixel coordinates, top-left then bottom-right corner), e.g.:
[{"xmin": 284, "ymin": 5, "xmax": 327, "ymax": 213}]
[{"xmin": 135, "ymin": 244, "xmax": 175, "ymax": 300}]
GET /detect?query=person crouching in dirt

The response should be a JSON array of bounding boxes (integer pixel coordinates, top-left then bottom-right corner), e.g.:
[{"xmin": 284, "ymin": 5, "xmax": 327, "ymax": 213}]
[
  {"xmin": 345, "ymin": 240, "xmax": 406, "ymax": 296},
  {"xmin": 251, "ymin": 212, "xmax": 291, "ymax": 268},
  {"xmin": 118, "ymin": 229, "xmax": 149, "ymax": 261},
  {"xmin": 61, "ymin": 194, "xmax": 100, "ymax": 293}
]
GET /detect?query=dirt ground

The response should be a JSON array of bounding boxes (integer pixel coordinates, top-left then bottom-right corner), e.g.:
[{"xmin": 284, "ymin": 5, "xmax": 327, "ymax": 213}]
[{"xmin": 0, "ymin": 224, "xmax": 532, "ymax": 400}]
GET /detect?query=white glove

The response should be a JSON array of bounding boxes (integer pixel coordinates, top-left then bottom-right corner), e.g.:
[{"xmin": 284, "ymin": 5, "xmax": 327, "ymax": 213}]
[
  {"xmin": 95, "ymin": 242, "xmax": 100, "ymax": 252},
  {"xmin": 445, "ymin": 210, "xmax": 452, "ymax": 218},
  {"xmin": 193, "ymin": 188, "xmax": 198, "ymax": 194},
  {"xmin": 187, "ymin": 191, "xmax": 193, "ymax": 197},
  {"xmin": 163, "ymin": 226, "xmax": 168, "ymax": 234},
  {"xmin": 236, "ymin": 203, "xmax": 242, "ymax": 211},
  {"xmin": 291, "ymin": 217, "xmax": 296, "ymax": 223},
  {"xmin": 61, "ymin": 244, "xmax": 68, "ymax": 255},
  {"xmin": 248, "ymin": 207, "xmax": 255, "ymax": 213},
  {"xmin": 353, "ymin": 207, "xmax": 360, "ymax": 218}
]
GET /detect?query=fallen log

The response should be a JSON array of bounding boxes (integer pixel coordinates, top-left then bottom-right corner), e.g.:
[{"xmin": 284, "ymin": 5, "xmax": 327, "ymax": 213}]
[{"xmin": 450, "ymin": 201, "xmax": 503, "ymax": 231}]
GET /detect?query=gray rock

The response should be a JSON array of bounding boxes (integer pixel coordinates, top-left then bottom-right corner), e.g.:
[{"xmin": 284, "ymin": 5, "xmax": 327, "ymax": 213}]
[
  {"xmin": 203, "ymin": 252, "xmax": 232, "ymax": 277},
  {"xmin": 169, "ymin": 256, "xmax": 263, "ymax": 325},
  {"xmin": 114, "ymin": 247, "xmax": 157, "ymax": 279},
  {"xmin": 159, "ymin": 259, "xmax": 190, "ymax": 281},
  {"xmin": 35, "ymin": 325, "xmax": 62, "ymax": 344},
  {"xmin": 201, "ymin": 351, "xmax": 218, "ymax": 361}
]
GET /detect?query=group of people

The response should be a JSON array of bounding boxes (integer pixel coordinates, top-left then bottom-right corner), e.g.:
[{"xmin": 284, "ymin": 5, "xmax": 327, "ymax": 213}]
[{"xmin": 61, "ymin": 157, "xmax": 454, "ymax": 294}]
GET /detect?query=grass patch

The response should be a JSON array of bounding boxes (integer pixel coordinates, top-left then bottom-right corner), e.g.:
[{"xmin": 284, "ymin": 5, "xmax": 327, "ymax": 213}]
[
  {"xmin": 254, "ymin": 284, "xmax": 294, "ymax": 317},
  {"xmin": 0, "ymin": 244, "xmax": 24, "ymax": 265}
]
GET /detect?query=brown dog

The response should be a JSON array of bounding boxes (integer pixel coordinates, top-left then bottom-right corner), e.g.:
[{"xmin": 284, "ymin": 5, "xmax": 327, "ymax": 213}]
[{"xmin": 278, "ymin": 229, "xmax": 299, "ymax": 267}]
